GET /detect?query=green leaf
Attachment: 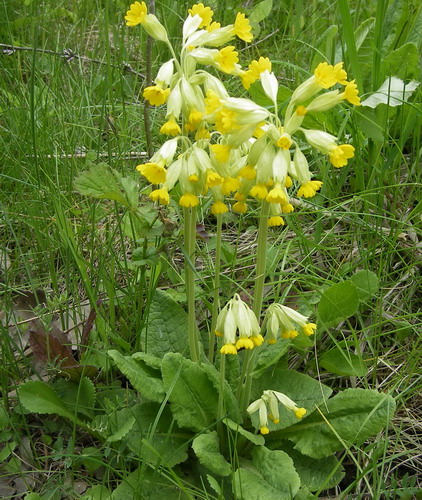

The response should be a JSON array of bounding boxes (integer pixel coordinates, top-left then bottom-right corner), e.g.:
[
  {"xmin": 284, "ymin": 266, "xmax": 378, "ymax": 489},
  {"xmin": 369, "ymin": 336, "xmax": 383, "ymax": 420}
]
[
  {"xmin": 311, "ymin": 25, "xmax": 338, "ymax": 69},
  {"xmin": 74, "ymin": 164, "xmax": 128, "ymax": 206},
  {"xmin": 317, "ymin": 280, "xmax": 359, "ymax": 329},
  {"xmin": 108, "ymin": 350, "xmax": 165, "ymax": 403},
  {"xmin": 253, "ymin": 340, "xmax": 291, "ymax": 376},
  {"xmin": 223, "ymin": 418, "xmax": 265, "ymax": 446},
  {"xmin": 106, "ymin": 416, "xmax": 136, "ymax": 443},
  {"xmin": 320, "ymin": 347, "xmax": 368, "ymax": 376},
  {"xmin": 252, "ymin": 368, "xmax": 332, "ymax": 432},
  {"xmin": 201, "ymin": 363, "xmax": 241, "ymax": 423},
  {"xmin": 161, "ymin": 353, "xmax": 218, "ymax": 432},
  {"xmin": 192, "ymin": 431, "xmax": 232, "ymax": 476},
  {"xmin": 125, "ymin": 402, "xmax": 189, "ymax": 468},
  {"xmin": 350, "ymin": 270, "xmax": 380, "ymax": 302},
  {"xmin": 357, "ymin": 108, "xmax": 385, "ymax": 142},
  {"xmin": 278, "ymin": 440, "xmax": 344, "ymax": 491},
  {"xmin": 280, "ymin": 388, "xmax": 396, "ymax": 458},
  {"xmin": 233, "ymin": 447, "xmax": 300, "ymax": 499},
  {"xmin": 18, "ymin": 381, "xmax": 75, "ymax": 421},
  {"xmin": 142, "ymin": 290, "xmax": 188, "ymax": 357},
  {"xmin": 382, "ymin": 43, "xmax": 420, "ymax": 81},
  {"xmin": 249, "ymin": 0, "xmax": 273, "ymax": 23},
  {"xmin": 53, "ymin": 377, "xmax": 96, "ymax": 419}
]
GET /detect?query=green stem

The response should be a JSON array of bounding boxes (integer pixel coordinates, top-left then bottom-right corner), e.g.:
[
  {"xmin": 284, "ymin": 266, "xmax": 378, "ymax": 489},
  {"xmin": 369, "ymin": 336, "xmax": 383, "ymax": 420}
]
[
  {"xmin": 184, "ymin": 207, "xmax": 199, "ymax": 362},
  {"xmin": 217, "ymin": 353, "xmax": 226, "ymax": 443},
  {"xmin": 237, "ymin": 202, "xmax": 270, "ymax": 411},
  {"xmin": 208, "ymin": 214, "xmax": 222, "ymax": 362}
]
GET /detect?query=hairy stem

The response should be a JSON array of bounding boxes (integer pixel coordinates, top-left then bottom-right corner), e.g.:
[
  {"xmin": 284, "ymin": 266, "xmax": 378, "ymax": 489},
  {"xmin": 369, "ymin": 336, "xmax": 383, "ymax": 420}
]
[
  {"xmin": 184, "ymin": 207, "xmax": 199, "ymax": 362},
  {"xmin": 208, "ymin": 214, "xmax": 222, "ymax": 362}
]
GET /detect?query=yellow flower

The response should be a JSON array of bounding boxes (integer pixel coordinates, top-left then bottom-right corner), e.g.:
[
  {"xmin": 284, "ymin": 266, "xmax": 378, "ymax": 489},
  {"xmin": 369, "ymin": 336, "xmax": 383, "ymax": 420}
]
[
  {"xmin": 179, "ymin": 193, "xmax": 199, "ymax": 207},
  {"xmin": 249, "ymin": 57, "xmax": 272, "ymax": 79},
  {"xmin": 239, "ymin": 165, "xmax": 256, "ymax": 180},
  {"xmin": 210, "ymin": 143, "xmax": 231, "ymax": 163},
  {"xmin": 206, "ymin": 171, "xmax": 223, "ymax": 187},
  {"xmin": 215, "ymin": 46, "xmax": 239, "ymax": 73},
  {"xmin": 266, "ymin": 185, "xmax": 287, "ymax": 204},
  {"xmin": 234, "ymin": 12, "xmax": 253, "ymax": 42},
  {"xmin": 195, "ymin": 127, "xmax": 211, "ymax": 140},
  {"xmin": 143, "ymin": 85, "xmax": 170, "ymax": 106},
  {"xmin": 314, "ymin": 61, "xmax": 347, "ymax": 89},
  {"xmin": 282, "ymin": 203, "xmax": 294, "ymax": 213},
  {"xmin": 268, "ymin": 216, "xmax": 284, "ymax": 227},
  {"xmin": 215, "ymin": 108, "xmax": 239, "ymax": 133},
  {"xmin": 233, "ymin": 201, "xmax": 247, "ymax": 213},
  {"xmin": 250, "ymin": 184, "xmax": 268, "ymax": 200},
  {"xmin": 240, "ymin": 69, "xmax": 256, "ymax": 89},
  {"xmin": 297, "ymin": 180, "xmax": 323, "ymax": 198},
  {"xmin": 281, "ymin": 330, "xmax": 299, "ymax": 339},
  {"xmin": 221, "ymin": 177, "xmax": 240, "ymax": 195},
  {"xmin": 125, "ymin": 1, "xmax": 147, "ymax": 26},
  {"xmin": 260, "ymin": 426, "xmax": 270, "ymax": 435},
  {"xmin": 236, "ymin": 337, "xmax": 255, "ymax": 350},
  {"xmin": 188, "ymin": 3, "xmax": 214, "ymax": 28},
  {"xmin": 149, "ymin": 187, "xmax": 169, "ymax": 205},
  {"xmin": 295, "ymin": 408, "xmax": 307, "ymax": 419},
  {"xmin": 303, "ymin": 323, "xmax": 316, "ymax": 336},
  {"xmin": 296, "ymin": 106, "xmax": 307, "ymax": 115},
  {"xmin": 251, "ymin": 334, "xmax": 264, "ymax": 346},
  {"xmin": 276, "ymin": 134, "xmax": 292, "ymax": 150},
  {"xmin": 207, "ymin": 21, "xmax": 221, "ymax": 32},
  {"xmin": 205, "ymin": 90, "xmax": 221, "ymax": 114},
  {"xmin": 328, "ymin": 144, "xmax": 355, "ymax": 168},
  {"xmin": 342, "ymin": 80, "xmax": 361, "ymax": 106},
  {"xmin": 160, "ymin": 118, "xmax": 181, "ymax": 136},
  {"xmin": 211, "ymin": 201, "xmax": 228, "ymax": 214},
  {"xmin": 285, "ymin": 175, "xmax": 292, "ymax": 188},
  {"xmin": 136, "ymin": 162, "xmax": 166, "ymax": 184},
  {"xmin": 220, "ymin": 344, "xmax": 237, "ymax": 355}
]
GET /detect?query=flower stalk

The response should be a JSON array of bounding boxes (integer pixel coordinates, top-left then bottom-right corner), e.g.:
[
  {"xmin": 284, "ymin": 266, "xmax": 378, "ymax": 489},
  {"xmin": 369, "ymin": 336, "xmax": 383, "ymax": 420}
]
[{"xmin": 209, "ymin": 214, "xmax": 223, "ymax": 362}]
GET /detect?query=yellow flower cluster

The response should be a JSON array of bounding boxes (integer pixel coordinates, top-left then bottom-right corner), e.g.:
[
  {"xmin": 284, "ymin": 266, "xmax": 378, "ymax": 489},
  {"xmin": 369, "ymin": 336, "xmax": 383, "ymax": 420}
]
[{"xmin": 127, "ymin": 3, "xmax": 360, "ymax": 223}]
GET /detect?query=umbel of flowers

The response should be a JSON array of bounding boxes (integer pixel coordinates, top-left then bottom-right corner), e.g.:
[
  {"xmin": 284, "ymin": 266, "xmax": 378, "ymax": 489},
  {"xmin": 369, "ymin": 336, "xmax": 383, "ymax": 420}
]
[{"xmin": 126, "ymin": 1, "xmax": 361, "ymax": 227}]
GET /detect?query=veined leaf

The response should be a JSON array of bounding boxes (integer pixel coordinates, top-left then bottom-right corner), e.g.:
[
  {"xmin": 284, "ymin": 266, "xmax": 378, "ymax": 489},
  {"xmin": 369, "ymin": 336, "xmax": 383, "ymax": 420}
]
[
  {"xmin": 361, "ymin": 77, "xmax": 420, "ymax": 108},
  {"xmin": 279, "ymin": 388, "xmax": 396, "ymax": 458},
  {"xmin": 317, "ymin": 280, "xmax": 359, "ymax": 329},
  {"xmin": 192, "ymin": 431, "xmax": 232, "ymax": 476}
]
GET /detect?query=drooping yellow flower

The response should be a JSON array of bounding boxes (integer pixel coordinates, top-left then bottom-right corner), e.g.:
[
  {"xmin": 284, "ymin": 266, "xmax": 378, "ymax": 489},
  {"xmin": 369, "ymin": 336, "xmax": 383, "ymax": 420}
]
[
  {"xmin": 179, "ymin": 193, "xmax": 200, "ymax": 207},
  {"xmin": 211, "ymin": 200, "xmax": 228, "ymax": 214},
  {"xmin": 341, "ymin": 80, "xmax": 361, "ymax": 106},
  {"xmin": 136, "ymin": 162, "xmax": 166, "ymax": 184},
  {"xmin": 297, "ymin": 180, "xmax": 323, "ymax": 198},
  {"xmin": 215, "ymin": 46, "xmax": 239, "ymax": 73},
  {"xmin": 221, "ymin": 176, "xmax": 240, "ymax": 194},
  {"xmin": 233, "ymin": 13, "xmax": 253, "ymax": 42},
  {"xmin": 125, "ymin": 1, "xmax": 147, "ymax": 26},
  {"xmin": 195, "ymin": 127, "xmax": 211, "ymax": 140},
  {"xmin": 282, "ymin": 202, "xmax": 294, "ymax": 213},
  {"xmin": 250, "ymin": 184, "xmax": 268, "ymax": 200},
  {"xmin": 160, "ymin": 117, "xmax": 181, "ymax": 136},
  {"xmin": 149, "ymin": 187, "xmax": 170, "ymax": 205},
  {"xmin": 236, "ymin": 337, "xmax": 254, "ymax": 350},
  {"xmin": 239, "ymin": 165, "xmax": 256, "ymax": 180},
  {"xmin": 210, "ymin": 144, "xmax": 231, "ymax": 163},
  {"xmin": 303, "ymin": 323, "xmax": 316, "ymax": 336},
  {"xmin": 232, "ymin": 201, "xmax": 247, "ymax": 213},
  {"xmin": 143, "ymin": 84, "xmax": 170, "ymax": 106},
  {"xmin": 188, "ymin": 3, "xmax": 214, "ymax": 28},
  {"xmin": 221, "ymin": 344, "xmax": 237, "ymax": 355},
  {"xmin": 215, "ymin": 108, "xmax": 239, "ymax": 133},
  {"xmin": 328, "ymin": 144, "xmax": 355, "ymax": 168},
  {"xmin": 185, "ymin": 110, "xmax": 204, "ymax": 132},
  {"xmin": 295, "ymin": 408, "xmax": 307, "ymax": 419},
  {"xmin": 268, "ymin": 216, "xmax": 284, "ymax": 227},
  {"xmin": 206, "ymin": 171, "xmax": 223, "ymax": 187},
  {"xmin": 296, "ymin": 106, "xmax": 307, "ymax": 116},
  {"xmin": 285, "ymin": 175, "xmax": 292, "ymax": 188},
  {"xmin": 281, "ymin": 330, "xmax": 299, "ymax": 339},
  {"xmin": 205, "ymin": 90, "xmax": 222, "ymax": 114},
  {"xmin": 266, "ymin": 185, "xmax": 287, "ymax": 204}
]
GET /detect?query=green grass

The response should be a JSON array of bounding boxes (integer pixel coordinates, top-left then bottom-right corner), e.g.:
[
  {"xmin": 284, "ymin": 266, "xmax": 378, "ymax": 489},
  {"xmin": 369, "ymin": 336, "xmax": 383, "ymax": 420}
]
[{"xmin": 1, "ymin": 0, "xmax": 421, "ymax": 498}]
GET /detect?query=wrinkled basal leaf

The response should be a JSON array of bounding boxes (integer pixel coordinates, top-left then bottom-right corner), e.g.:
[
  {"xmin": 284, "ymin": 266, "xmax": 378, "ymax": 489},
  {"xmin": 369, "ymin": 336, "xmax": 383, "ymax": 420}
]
[
  {"xmin": 192, "ymin": 431, "xmax": 232, "ymax": 476},
  {"xmin": 320, "ymin": 347, "xmax": 368, "ymax": 377},
  {"xmin": 234, "ymin": 447, "xmax": 300, "ymax": 500},
  {"xmin": 161, "ymin": 353, "xmax": 218, "ymax": 432},
  {"xmin": 108, "ymin": 349, "xmax": 165, "ymax": 403},
  {"xmin": 280, "ymin": 388, "xmax": 396, "ymax": 458},
  {"xmin": 142, "ymin": 290, "xmax": 188, "ymax": 357},
  {"xmin": 74, "ymin": 164, "xmax": 128, "ymax": 206},
  {"xmin": 350, "ymin": 270, "xmax": 379, "ymax": 302},
  {"xmin": 317, "ymin": 280, "xmax": 359, "ymax": 328}
]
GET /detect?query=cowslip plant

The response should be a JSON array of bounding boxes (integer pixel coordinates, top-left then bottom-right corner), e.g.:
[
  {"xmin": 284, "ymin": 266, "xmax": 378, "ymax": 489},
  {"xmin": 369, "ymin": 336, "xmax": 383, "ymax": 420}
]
[{"xmin": 16, "ymin": 2, "xmax": 395, "ymax": 498}]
